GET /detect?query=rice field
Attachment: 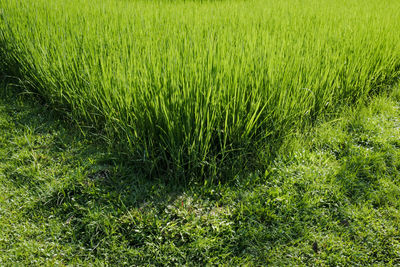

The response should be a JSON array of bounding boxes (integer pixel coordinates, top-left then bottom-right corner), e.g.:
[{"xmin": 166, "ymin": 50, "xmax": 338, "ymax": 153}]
[{"xmin": 1, "ymin": 0, "xmax": 400, "ymax": 177}]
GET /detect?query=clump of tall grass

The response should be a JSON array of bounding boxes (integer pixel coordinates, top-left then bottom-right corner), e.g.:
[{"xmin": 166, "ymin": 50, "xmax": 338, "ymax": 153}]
[{"xmin": 0, "ymin": 0, "xmax": 399, "ymax": 178}]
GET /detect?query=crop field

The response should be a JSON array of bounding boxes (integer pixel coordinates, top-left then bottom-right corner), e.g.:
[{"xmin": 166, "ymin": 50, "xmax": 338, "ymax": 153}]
[
  {"xmin": 1, "ymin": 0, "xmax": 400, "ymax": 176},
  {"xmin": 1, "ymin": 0, "xmax": 400, "ymax": 264}
]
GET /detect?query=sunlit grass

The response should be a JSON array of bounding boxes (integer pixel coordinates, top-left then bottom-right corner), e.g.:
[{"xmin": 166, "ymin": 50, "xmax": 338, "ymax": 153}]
[
  {"xmin": 1, "ymin": 0, "xmax": 399, "ymax": 177},
  {"xmin": 1, "ymin": 83, "xmax": 399, "ymax": 265}
]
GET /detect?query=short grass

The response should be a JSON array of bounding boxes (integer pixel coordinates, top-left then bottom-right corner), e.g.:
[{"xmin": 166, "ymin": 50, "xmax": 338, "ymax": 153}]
[
  {"xmin": 1, "ymin": 0, "xmax": 400, "ymax": 177},
  {"xmin": 1, "ymin": 82, "xmax": 399, "ymax": 265}
]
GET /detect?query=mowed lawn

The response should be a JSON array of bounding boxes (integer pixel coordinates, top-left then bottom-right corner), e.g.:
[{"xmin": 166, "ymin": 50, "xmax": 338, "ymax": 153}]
[{"xmin": 1, "ymin": 83, "xmax": 399, "ymax": 265}]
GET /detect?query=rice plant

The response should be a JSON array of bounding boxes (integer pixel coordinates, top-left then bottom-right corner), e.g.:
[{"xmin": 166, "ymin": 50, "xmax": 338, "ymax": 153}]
[{"xmin": 0, "ymin": 0, "xmax": 399, "ymax": 178}]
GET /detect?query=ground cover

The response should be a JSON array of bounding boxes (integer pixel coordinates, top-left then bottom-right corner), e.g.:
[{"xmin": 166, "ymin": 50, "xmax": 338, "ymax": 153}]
[
  {"xmin": 1, "ymin": 0, "xmax": 400, "ymax": 263},
  {"xmin": 1, "ymin": 82, "xmax": 399, "ymax": 265}
]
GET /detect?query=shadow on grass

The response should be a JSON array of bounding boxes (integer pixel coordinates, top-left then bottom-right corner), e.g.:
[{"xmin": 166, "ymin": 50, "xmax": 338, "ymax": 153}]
[
  {"xmin": 0, "ymin": 80, "xmax": 192, "ymax": 243},
  {"xmin": 2, "ymin": 77, "xmax": 400, "ymax": 264},
  {"xmin": 1, "ymin": 79, "xmax": 309, "ymax": 263}
]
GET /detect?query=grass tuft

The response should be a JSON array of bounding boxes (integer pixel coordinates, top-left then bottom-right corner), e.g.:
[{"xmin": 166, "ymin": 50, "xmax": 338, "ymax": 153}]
[{"xmin": 1, "ymin": 0, "xmax": 399, "ymax": 178}]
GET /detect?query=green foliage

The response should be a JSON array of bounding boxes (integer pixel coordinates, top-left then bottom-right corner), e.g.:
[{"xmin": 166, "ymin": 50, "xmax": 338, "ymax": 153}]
[
  {"xmin": 1, "ymin": 83, "xmax": 400, "ymax": 265},
  {"xmin": 1, "ymin": 0, "xmax": 399, "ymax": 177}
]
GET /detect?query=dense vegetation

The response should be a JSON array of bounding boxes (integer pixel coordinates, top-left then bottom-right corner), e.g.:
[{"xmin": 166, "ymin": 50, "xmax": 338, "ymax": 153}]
[
  {"xmin": 1, "ymin": 83, "xmax": 399, "ymax": 265},
  {"xmin": 1, "ymin": 0, "xmax": 399, "ymax": 177},
  {"xmin": 1, "ymin": 0, "xmax": 400, "ymax": 264}
]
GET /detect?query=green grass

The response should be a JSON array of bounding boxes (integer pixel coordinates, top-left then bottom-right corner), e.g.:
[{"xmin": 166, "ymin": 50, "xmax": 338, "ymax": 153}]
[
  {"xmin": 1, "ymin": 82, "xmax": 400, "ymax": 265},
  {"xmin": 1, "ymin": 0, "xmax": 399, "ymax": 177},
  {"xmin": 1, "ymin": 0, "xmax": 400, "ymax": 263}
]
